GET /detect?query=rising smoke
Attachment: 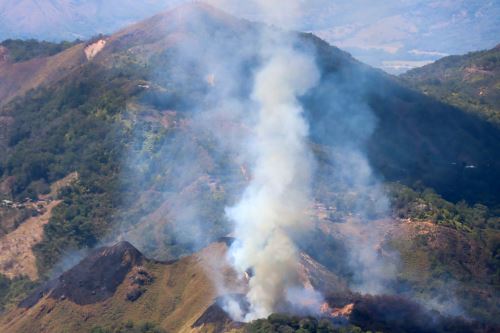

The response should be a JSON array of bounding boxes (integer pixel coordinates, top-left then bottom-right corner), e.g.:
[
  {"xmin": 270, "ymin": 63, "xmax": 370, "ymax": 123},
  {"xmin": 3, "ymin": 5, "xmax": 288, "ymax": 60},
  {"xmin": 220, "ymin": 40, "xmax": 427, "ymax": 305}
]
[
  {"xmin": 117, "ymin": 0, "xmax": 397, "ymax": 321},
  {"xmin": 225, "ymin": 41, "xmax": 320, "ymax": 319}
]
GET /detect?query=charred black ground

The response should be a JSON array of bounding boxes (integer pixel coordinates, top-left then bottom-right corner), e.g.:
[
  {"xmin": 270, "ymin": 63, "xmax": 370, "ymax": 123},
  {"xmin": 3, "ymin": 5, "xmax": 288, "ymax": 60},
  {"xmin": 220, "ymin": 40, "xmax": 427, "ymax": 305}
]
[
  {"xmin": 325, "ymin": 293, "xmax": 499, "ymax": 333},
  {"xmin": 21, "ymin": 241, "xmax": 144, "ymax": 307}
]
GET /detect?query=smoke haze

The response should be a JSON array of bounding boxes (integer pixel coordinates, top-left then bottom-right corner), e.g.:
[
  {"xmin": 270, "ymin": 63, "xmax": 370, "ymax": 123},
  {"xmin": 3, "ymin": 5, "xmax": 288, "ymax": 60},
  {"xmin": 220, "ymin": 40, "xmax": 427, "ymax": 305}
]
[
  {"xmin": 226, "ymin": 40, "xmax": 320, "ymax": 319},
  {"xmin": 115, "ymin": 0, "xmax": 399, "ymax": 321}
]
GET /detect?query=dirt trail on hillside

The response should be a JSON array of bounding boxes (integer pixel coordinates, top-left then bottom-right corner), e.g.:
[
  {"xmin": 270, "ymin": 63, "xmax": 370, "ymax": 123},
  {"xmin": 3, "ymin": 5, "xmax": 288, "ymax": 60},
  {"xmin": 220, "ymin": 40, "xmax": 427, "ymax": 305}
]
[{"xmin": 0, "ymin": 200, "xmax": 60, "ymax": 280}]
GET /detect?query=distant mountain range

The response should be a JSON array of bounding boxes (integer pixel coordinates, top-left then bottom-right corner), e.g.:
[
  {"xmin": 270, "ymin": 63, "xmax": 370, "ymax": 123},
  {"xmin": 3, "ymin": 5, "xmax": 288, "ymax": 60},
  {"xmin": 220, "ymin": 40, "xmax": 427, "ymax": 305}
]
[
  {"xmin": 0, "ymin": 0, "xmax": 181, "ymax": 40},
  {"xmin": 1, "ymin": 0, "xmax": 499, "ymax": 73},
  {"xmin": 310, "ymin": 0, "xmax": 500, "ymax": 73}
]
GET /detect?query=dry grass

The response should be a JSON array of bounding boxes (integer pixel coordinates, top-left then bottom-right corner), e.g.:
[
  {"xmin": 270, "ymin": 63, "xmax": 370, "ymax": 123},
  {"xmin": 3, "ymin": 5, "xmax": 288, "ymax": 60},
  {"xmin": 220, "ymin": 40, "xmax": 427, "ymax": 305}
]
[
  {"xmin": 0, "ymin": 200, "xmax": 60, "ymax": 280},
  {"xmin": 0, "ymin": 243, "xmax": 244, "ymax": 333},
  {"xmin": 0, "ymin": 173, "xmax": 78, "ymax": 280},
  {"xmin": 0, "ymin": 43, "xmax": 87, "ymax": 107}
]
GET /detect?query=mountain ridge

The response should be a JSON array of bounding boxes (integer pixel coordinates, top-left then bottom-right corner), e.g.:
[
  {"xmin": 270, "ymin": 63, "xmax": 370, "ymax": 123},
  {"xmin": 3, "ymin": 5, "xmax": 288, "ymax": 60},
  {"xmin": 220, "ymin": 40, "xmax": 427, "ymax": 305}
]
[
  {"xmin": 0, "ymin": 241, "xmax": 229, "ymax": 333},
  {"xmin": 0, "ymin": 3, "xmax": 498, "ymax": 330},
  {"xmin": 3, "ymin": 240, "xmax": 497, "ymax": 333}
]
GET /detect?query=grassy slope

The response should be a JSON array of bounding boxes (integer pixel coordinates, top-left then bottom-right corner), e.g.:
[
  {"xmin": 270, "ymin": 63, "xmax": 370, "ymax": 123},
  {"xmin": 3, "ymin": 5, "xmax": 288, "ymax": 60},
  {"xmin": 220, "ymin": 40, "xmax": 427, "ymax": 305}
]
[
  {"xmin": 0, "ymin": 41, "xmax": 87, "ymax": 107},
  {"xmin": 0, "ymin": 243, "xmax": 231, "ymax": 333}
]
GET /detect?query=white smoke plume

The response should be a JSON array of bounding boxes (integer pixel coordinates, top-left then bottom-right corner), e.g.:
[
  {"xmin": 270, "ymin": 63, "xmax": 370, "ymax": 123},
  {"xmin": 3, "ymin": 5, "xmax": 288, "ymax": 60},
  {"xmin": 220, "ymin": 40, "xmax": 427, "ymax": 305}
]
[
  {"xmin": 114, "ymin": 0, "xmax": 396, "ymax": 321},
  {"xmin": 224, "ymin": 1, "xmax": 322, "ymax": 320}
]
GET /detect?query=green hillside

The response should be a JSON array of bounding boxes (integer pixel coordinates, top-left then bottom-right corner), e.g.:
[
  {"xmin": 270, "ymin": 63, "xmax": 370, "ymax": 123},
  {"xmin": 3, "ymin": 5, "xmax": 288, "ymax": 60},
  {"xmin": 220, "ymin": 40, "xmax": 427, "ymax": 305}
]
[{"xmin": 402, "ymin": 44, "xmax": 500, "ymax": 125}]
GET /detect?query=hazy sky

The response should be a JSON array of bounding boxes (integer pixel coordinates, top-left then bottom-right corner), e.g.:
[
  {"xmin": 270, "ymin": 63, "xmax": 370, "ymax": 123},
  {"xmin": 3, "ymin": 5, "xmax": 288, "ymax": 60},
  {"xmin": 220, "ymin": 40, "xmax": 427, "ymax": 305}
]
[{"xmin": 1, "ymin": 0, "xmax": 499, "ymax": 73}]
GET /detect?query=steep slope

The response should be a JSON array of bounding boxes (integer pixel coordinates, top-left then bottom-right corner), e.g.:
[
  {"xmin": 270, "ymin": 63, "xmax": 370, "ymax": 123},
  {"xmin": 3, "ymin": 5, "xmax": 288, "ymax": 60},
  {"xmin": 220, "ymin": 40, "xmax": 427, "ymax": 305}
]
[
  {"xmin": 0, "ymin": 3, "xmax": 499, "ymax": 327},
  {"xmin": 0, "ymin": 41, "xmax": 87, "ymax": 106},
  {"xmin": 0, "ymin": 241, "xmax": 227, "ymax": 333},
  {"xmin": 402, "ymin": 44, "xmax": 500, "ymax": 125},
  {"xmin": 3, "ymin": 2, "xmax": 497, "ymax": 206},
  {"xmin": 306, "ymin": 35, "xmax": 500, "ymax": 206},
  {"xmin": 104, "ymin": 3, "xmax": 500, "ymax": 205},
  {"xmin": 2, "ymin": 1, "xmax": 500, "ymax": 75},
  {"xmin": 0, "ymin": 240, "xmax": 351, "ymax": 333},
  {"xmin": 1, "ymin": 239, "xmax": 496, "ymax": 333}
]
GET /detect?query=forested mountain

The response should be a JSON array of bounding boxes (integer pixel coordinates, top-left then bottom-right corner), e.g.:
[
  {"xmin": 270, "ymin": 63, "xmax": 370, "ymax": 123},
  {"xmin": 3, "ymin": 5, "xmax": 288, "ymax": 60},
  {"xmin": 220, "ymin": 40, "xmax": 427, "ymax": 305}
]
[{"xmin": 0, "ymin": 3, "xmax": 499, "ymax": 332}]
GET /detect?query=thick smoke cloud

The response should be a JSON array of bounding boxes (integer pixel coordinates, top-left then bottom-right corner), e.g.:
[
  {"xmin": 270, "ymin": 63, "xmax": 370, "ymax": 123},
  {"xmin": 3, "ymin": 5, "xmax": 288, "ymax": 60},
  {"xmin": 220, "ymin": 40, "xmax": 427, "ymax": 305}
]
[
  {"xmin": 116, "ymin": 0, "xmax": 398, "ymax": 321},
  {"xmin": 226, "ymin": 42, "xmax": 320, "ymax": 319}
]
